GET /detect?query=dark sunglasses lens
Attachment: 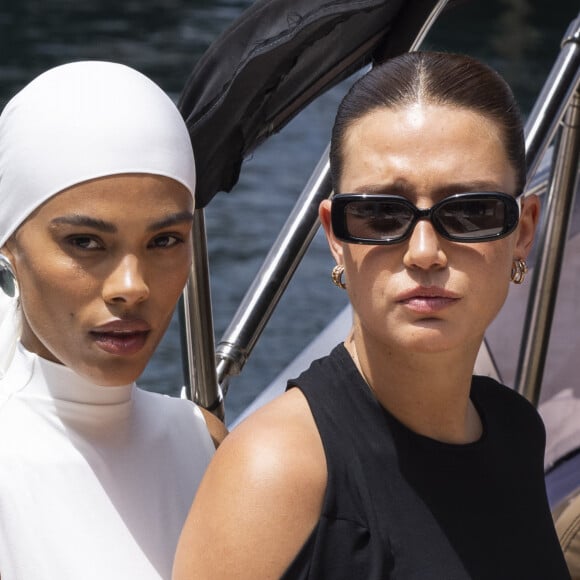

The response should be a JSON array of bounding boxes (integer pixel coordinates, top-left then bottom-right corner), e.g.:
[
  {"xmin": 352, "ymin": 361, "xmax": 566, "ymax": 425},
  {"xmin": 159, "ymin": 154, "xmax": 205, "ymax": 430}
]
[
  {"xmin": 435, "ymin": 197, "xmax": 512, "ymax": 240},
  {"xmin": 344, "ymin": 200, "xmax": 414, "ymax": 242}
]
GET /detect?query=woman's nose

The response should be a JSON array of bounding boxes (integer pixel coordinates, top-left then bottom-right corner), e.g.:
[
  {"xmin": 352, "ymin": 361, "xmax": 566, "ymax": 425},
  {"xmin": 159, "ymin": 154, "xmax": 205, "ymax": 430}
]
[
  {"xmin": 102, "ymin": 254, "xmax": 150, "ymax": 306},
  {"xmin": 402, "ymin": 219, "xmax": 448, "ymax": 271}
]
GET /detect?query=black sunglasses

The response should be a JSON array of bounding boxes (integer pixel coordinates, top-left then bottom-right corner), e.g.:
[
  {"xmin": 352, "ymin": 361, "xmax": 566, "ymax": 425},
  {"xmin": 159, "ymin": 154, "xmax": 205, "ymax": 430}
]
[{"xmin": 331, "ymin": 192, "xmax": 520, "ymax": 245}]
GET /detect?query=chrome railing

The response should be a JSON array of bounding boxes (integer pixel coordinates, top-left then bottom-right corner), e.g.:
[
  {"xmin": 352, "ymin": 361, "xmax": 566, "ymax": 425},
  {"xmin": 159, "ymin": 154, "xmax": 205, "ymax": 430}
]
[
  {"xmin": 514, "ymin": 13, "xmax": 580, "ymax": 405},
  {"xmin": 516, "ymin": 93, "xmax": 580, "ymax": 405},
  {"xmin": 215, "ymin": 151, "xmax": 332, "ymax": 393}
]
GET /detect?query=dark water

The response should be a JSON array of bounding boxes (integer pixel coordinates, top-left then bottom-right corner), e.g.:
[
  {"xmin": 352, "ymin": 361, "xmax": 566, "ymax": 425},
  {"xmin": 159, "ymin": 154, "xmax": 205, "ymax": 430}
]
[{"xmin": 0, "ymin": 0, "xmax": 578, "ymax": 422}]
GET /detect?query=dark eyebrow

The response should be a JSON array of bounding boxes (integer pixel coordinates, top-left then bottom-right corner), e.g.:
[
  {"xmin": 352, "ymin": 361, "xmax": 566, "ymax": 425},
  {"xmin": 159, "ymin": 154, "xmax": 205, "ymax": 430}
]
[
  {"xmin": 147, "ymin": 211, "xmax": 194, "ymax": 231},
  {"xmin": 50, "ymin": 215, "xmax": 117, "ymax": 233},
  {"xmin": 349, "ymin": 180, "xmax": 414, "ymax": 196},
  {"xmin": 433, "ymin": 181, "xmax": 507, "ymax": 195},
  {"xmin": 49, "ymin": 211, "xmax": 194, "ymax": 233},
  {"xmin": 347, "ymin": 179, "xmax": 507, "ymax": 197}
]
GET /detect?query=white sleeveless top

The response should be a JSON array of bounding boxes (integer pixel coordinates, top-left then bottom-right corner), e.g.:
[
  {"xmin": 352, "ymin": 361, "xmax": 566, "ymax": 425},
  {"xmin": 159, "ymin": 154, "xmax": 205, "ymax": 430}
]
[{"xmin": 0, "ymin": 344, "xmax": 215, "ymax": 579}]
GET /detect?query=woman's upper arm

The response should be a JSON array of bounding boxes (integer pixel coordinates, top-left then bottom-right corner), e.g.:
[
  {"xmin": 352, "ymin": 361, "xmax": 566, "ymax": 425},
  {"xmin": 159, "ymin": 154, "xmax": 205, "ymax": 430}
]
[{"xmin": 173, "ymin": 389, "xmax": 326, "ymax": 580}]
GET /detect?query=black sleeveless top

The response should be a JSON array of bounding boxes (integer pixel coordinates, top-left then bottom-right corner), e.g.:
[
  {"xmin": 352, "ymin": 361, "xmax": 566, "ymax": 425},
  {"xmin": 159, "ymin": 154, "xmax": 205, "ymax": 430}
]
[{"xmin": 283, "ymin": 344, "xmax": 569, "ymax": 579}]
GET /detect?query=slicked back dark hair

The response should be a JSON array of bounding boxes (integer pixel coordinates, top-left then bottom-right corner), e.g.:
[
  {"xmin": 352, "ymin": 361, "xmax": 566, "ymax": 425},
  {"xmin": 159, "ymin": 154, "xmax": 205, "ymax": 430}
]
[{"xmin": 329, "ymin": 51, "xmax": 525, "ymax": 195}]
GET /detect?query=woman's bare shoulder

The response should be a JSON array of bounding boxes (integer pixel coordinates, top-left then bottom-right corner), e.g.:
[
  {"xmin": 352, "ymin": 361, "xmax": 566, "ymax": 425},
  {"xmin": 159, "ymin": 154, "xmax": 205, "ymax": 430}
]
[
  {"xmin": 173, "ymin": 388, "xmax": 326, "ymax": 580},
  {"xmin": 206, "ymin": 387, "xmax": 326, "ymax": 508},
  {"xmin": 236, "ymin": 386, "xmax": 321, "ymax": 442},
  {"xmin": 225, "ymin": 387, "xmax": 324, "ymax": 470}
]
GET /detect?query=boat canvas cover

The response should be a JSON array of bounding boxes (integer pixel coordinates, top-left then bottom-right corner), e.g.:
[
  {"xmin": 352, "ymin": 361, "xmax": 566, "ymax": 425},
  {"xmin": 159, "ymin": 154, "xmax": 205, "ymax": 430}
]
[{"xmin": 179, "ymin": 0, "xmax": 443, "ymax": 208}]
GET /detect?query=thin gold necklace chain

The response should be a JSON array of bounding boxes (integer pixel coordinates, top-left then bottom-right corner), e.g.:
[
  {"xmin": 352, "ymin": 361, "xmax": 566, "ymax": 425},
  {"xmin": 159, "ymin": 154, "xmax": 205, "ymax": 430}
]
[{"xmin": 344, "ymin": 336, "xmax": 377, "ymax": 397}]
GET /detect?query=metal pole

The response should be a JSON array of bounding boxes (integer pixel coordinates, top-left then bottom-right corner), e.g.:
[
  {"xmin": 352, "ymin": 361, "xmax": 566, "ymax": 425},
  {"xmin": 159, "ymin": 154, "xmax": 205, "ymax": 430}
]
[
  {"xmin": 515, "ymin": 92, "xmax": 580, "ymax": 406},
  {"xmin": 179, "ymin": 209, "xmax": 224, "ymax": 419},
  {"xmin": 216, "ymin": 151, "xmax": 331, "ymax": 389},
  {"xmin": 512, "ymin": 13, "xmax": 580, "ymax": 405},
  {"xmin": 524, "ymin": 13, "xmax": 580, "ymax": 182},
  {"xmin": 407, "ymin": 0, "xmax": 450, "ymax": 51}
]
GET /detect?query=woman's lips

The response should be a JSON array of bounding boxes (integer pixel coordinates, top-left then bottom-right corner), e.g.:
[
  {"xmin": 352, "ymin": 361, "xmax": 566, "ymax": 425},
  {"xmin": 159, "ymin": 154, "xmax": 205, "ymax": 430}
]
[
  {"xmin": 91, "ymin": 331, "xmax": 150, "ymax": 355},
  {"xmin": 397, "ymin": 287, "xmax": 459, "ymax": 314},
  {"xmin": 90, "ymin": 320, "xmax": 151, "ymax": 355}
]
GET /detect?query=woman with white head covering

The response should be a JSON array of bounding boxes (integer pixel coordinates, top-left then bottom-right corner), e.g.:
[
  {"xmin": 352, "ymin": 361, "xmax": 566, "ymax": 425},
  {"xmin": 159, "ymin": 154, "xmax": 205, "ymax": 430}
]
[{"xmin": 0, "ymin": 61, "xmax": 226, "ymax": 580}]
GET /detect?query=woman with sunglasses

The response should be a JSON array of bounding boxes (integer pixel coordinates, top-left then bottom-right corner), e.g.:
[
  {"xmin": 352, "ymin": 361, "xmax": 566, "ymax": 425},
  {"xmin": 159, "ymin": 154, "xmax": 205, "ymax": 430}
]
[
  {"xmin": 0, "ymin": 61, "xmax": 226, "ymax": 579},
  {"xmin": 173, "ymin": 52, "xmax": 569, "ymax": 579}
]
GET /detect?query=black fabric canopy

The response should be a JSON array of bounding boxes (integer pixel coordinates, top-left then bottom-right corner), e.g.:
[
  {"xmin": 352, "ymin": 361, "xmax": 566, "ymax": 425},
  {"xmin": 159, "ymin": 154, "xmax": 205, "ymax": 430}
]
[{"xmin": 179, "ymin": 0, "xmax": 446, "ymax": 208}]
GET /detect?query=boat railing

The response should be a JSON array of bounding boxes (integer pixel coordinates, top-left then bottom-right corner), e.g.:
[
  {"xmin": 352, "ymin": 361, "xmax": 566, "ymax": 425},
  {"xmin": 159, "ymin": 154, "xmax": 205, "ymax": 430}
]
[{"xmin": 515, "ymin": 11, "xmax": 580, "ymax": 404}]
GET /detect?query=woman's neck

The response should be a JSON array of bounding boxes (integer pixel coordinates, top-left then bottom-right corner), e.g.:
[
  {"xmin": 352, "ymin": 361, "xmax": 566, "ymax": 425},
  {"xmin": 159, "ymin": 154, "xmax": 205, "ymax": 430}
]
[{"xmin": 344, "ymin": 331, "xmax": 483, "ymax": 444}]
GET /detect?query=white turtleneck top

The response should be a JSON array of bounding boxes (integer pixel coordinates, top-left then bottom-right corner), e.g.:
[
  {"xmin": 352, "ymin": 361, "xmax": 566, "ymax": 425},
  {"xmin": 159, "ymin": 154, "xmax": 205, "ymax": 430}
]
[{"xmin": 0, "ymin": 344, "xmax": 215, "ymax": 579}]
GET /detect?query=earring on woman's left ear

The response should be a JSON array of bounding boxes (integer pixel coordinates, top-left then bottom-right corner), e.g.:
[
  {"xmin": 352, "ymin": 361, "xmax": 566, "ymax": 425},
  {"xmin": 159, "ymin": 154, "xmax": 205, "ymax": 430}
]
[
  {"xmin": 331, "ymin": 264, "xmax": 346, "ymax": 290},
  {"xmin": 0, "ymin": 254, "xmax": 17, "ymax": 298},
  {"xmin": 511, "ymin": 258, "xmax": 528, "ymax": 285}
]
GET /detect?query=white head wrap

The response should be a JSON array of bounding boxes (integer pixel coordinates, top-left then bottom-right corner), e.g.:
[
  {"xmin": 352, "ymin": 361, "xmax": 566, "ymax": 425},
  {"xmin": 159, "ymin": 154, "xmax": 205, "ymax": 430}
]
[{"xmin": 0, "ymin": 61, "xmax": 196, "ymax": 375}]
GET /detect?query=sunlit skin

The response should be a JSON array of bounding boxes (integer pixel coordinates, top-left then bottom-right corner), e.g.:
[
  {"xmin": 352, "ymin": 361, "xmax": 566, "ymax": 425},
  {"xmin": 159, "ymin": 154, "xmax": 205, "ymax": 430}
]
[
  {"xmin": 319, "ymin": 103, "xmax": 538, "ymax": 440},
  {"xmin": 2, "ymin": 173, "xmax": 194, "ymax": 386},
  {"xmin": 172, "ymin": 103, "xmax": 540, "ymax": 580}
]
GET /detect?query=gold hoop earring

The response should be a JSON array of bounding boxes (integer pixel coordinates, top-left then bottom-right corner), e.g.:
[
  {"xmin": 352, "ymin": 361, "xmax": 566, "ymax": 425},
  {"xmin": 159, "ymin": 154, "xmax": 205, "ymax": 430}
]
[
  {"xmin": 331, "ymin": 264, "xmax": 346, "ymax": 290},
  {"xmin": 511, "ymin": 258, "xmax": 528, "ymax": 285},
  {"xmin": 0, "ymin": 254, "xmax": 17, "ymax": 298}
]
